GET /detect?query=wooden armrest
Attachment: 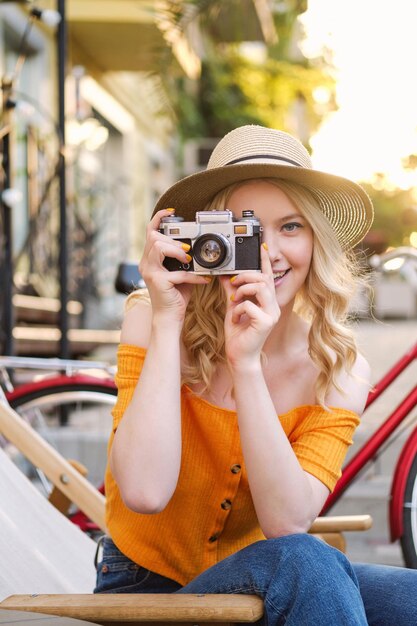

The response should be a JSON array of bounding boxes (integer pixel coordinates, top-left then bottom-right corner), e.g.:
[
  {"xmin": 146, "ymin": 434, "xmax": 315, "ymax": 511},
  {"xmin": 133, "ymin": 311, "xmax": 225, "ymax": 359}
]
[
  {"xmin": 0, "ymin": 594, "xmax": 264, "ymax": 625},
  {"xmin": 309, "ymin": 514, "xmax": 372, "ymax": 533}
]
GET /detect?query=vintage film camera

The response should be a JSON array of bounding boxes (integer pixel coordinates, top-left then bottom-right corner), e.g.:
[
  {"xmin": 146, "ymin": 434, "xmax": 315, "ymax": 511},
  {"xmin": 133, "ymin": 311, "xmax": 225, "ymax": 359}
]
[{"xmin": 159, "ymin": 210, "xmax": 262, "ymax": 275}]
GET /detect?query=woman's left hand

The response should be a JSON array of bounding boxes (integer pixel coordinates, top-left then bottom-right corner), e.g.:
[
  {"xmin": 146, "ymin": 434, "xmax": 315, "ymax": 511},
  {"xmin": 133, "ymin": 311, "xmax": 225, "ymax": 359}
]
[{"xmin": 220, "ymin": 244, "xmax": 280, "ymax": 369}]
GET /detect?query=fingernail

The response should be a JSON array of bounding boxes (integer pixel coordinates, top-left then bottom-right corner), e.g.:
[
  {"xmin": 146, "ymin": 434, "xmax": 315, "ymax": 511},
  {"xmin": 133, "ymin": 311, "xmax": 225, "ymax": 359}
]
[
  {"xmin": 181, "ymin": 243, "xmax": 191, "ymax": 252},
  {"xmin": 204, "ymin": 276, "xmax": 212, "ymax": 282},
  {"xmin": 185, "ymin": 254, "xmax": 192, "ymax": 262},
  {"xmin": 230, "ymin": 294, "xmax": 235, "ymax": 302},
  {"xmin": 262, "ymin": 242, "xmax": 268, "ymax": 251},
  {"xmin": 230, "ymin": 276, "xmax": 237, "ymax": 283},
  {"xmin": 166, "ymin": 208, "xmax": 175, "ymax": 212}
]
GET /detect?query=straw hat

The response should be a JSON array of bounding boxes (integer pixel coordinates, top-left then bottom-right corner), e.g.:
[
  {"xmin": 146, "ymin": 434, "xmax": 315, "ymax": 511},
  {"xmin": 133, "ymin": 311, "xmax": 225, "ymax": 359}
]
[{"xmin": 153, "ymin": 125, "xmax": 374, "ymax": 249}]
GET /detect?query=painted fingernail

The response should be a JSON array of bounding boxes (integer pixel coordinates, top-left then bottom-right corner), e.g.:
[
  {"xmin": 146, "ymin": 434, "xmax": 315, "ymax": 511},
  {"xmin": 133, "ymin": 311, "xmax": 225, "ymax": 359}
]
[
  {"xmin": 204, "ymin": 276, "xmax": 212, "ymax": 282},
  {"xmin": 166, "ymin": 208, "xmax": 175, "ymax": 212},
  {"xmin": 185, "ymin": 254, "xmax": 192, "ymax": 262},
  {"xmin": 230, "ymin": 276, "xmax": 237, "ymax": 283},
  {"xmin": 181, "ymin": 243, "xmax": 191, "ymax": 252},
  {"xmin": 262, "ymin": 242, "xmax": 268, "ymax": 251},
  {"xmin": 230, "ymin": 294, "xmax": 235, "ymax": 302}
]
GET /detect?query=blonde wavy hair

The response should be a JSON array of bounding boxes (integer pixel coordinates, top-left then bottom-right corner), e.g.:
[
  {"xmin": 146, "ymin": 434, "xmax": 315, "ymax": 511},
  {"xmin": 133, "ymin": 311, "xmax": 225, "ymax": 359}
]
[{"xmin": 127, "ymin": 178, "xmax": 365, "ymax": 407}]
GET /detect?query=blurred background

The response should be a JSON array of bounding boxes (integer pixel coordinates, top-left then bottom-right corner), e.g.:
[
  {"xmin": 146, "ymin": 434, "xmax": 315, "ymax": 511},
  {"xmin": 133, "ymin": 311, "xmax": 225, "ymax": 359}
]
[
  {"xmin": 1, "ymin": 0, "xmax": 417, "ymax": 568},
  {"xmin": 1, "ymin": 0, "xmax": 416, "ymax": 358}
]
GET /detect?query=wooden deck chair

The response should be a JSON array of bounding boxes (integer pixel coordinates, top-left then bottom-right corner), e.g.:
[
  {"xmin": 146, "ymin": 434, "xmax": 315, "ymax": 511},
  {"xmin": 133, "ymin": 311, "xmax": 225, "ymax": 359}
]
[{"xmin": 0, "ymin": 400, "xmax": 371, "ymax": 626}]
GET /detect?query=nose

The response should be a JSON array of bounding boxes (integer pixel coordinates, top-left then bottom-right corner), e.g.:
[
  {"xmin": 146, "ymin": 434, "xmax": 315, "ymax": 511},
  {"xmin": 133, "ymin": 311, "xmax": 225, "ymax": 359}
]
[{"xmin": 262, "ymin": 231, "xmax": 283, "ymax": 262}]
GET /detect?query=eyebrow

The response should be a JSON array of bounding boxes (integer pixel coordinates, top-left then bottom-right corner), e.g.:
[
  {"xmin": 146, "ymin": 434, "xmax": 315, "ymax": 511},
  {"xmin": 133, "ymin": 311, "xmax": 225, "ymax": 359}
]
[{"xmin": 276, "ymin": 213, "xmax": 305, "ymax": 224}]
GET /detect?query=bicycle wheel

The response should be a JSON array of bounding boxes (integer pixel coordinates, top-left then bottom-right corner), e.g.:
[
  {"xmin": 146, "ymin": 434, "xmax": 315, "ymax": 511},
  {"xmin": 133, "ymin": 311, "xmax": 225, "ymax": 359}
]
[
  {"xmin": 6, "ymin": 376, "xmax": 117, "ymax": 493},
  {"xmin": 401, "ymin": 452, "xmax": 417, "ymax": 568}
]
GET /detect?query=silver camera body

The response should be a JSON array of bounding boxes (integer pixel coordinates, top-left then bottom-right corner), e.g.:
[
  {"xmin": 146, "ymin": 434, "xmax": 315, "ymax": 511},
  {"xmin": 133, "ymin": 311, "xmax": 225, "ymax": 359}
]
[{"xmin": 159, "ymin": 210, "xmax": 262, "ymax": 275}]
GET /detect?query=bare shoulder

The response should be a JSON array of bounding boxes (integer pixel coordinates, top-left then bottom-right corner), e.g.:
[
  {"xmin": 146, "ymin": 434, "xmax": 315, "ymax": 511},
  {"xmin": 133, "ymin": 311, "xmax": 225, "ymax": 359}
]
[
  {"xmin": 351, "ymin": 351, "xmax": 372, "ymax": 381},
  {"xmin": 120, "ymin": 294, "xmax": 153, "ymax": 348},
  {"xmin": 325, "ymin": 352, "xmax": 371, "ymax": 416}
]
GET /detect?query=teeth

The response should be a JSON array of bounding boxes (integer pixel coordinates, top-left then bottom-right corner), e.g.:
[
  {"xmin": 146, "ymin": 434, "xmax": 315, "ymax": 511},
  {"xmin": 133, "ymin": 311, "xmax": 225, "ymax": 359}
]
[{"xmin": 273, "ymin": 270, "xmax": 287, "ymax": 279}]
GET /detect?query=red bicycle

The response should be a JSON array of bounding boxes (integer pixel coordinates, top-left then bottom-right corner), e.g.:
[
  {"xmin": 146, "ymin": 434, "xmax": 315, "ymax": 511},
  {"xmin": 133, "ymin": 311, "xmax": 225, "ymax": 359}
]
[
  {"xmin": 322, "ymin": 247, "xmax": 417, "ymax": 567},
  {"xmin": 322, "ymin": 338, "xmax": 417, "ymax": 566}
]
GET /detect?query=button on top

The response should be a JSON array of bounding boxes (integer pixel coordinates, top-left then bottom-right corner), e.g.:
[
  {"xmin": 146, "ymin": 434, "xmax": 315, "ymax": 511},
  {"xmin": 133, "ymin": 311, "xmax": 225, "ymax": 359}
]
[
  {"xmin": 208, "ymin": 533, "xmax": 219, "ymax": 543},
  {"xmin": 221, "ymin": 499, "xmax": 232, "ymax": 510},
  {"xmin": 231, "ymin": 464, "xmax": 241, "ymax": 474}
]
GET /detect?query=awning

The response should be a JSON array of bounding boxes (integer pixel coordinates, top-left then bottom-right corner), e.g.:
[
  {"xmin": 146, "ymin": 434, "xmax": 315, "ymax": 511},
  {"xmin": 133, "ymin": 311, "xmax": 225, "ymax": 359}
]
[{"xmin": 67, "ymin": 0, "xmax": 277, "ymax": 80}]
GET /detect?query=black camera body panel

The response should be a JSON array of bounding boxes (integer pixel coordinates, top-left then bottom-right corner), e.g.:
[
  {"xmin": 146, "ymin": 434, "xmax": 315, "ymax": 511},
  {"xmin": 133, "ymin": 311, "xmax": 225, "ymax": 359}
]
[
  {"xmin": 162, "ymin": 239, "xmax": 193, "ymax": 272},
  {"xmin": 235, "ymin": 227, "xmax": 262, "ymax": 270}
]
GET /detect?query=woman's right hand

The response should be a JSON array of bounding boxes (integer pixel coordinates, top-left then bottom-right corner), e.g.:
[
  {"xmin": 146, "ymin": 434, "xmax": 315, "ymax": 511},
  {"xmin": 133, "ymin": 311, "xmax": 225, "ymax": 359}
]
[{"xmin": 139, "ymin": 209, "xmax": 209, "ymax": 323}]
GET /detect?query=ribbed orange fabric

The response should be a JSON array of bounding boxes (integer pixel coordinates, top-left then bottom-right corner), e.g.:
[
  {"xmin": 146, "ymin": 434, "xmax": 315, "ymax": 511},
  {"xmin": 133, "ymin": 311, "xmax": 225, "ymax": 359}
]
[{"xmin": 105, "ymin": 344, "xmax": 360, "ymax": 586}]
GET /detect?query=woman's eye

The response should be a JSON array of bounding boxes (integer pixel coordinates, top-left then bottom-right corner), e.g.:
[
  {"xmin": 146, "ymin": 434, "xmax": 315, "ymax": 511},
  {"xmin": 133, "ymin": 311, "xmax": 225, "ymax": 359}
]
[{"xmin": 282, "ymin": 222, "xmax": 302, "ymax": 232}]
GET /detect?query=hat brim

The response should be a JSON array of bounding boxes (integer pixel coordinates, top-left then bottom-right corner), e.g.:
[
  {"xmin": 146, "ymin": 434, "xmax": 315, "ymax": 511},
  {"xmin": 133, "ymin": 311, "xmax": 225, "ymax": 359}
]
[{"xmin": 153, "ymin": 163, "xmax": 373, "ymax": 250}]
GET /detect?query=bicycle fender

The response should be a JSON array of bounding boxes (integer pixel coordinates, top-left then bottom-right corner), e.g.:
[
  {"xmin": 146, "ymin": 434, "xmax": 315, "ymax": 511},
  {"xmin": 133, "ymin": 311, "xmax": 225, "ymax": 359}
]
[
  {"xmin": 6, "ymin": 374, "xmax": 116, "ymax": 403},
  {"xmin": 390, "ymin": 424, "xmax": 417, "ymax": 541}
]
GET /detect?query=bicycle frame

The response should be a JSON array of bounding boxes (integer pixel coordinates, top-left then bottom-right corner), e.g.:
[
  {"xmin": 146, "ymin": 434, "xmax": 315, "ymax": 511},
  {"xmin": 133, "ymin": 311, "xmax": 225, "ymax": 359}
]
[{"xmin": 322, "ymin": 342, "xmax": 417, "ymax": 540}]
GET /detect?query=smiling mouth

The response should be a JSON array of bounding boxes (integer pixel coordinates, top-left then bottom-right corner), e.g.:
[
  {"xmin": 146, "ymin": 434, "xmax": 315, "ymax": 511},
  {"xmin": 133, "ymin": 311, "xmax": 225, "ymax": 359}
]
[{"xmin": 273, "ymin": 269, "xmax": 290, "ymax": 281}]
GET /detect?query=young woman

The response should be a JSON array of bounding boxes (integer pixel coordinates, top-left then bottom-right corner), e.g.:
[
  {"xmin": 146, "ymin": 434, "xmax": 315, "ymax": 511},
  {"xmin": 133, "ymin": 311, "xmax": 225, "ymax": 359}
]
[{"xmin": 95, "ymin": 126, "xmax": 417, "ymax": 625}]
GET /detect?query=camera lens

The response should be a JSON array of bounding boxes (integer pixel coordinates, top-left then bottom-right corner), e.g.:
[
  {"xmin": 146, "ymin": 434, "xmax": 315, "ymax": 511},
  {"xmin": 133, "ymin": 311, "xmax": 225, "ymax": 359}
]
[
  {"xmin": 193, "ymin": 234, "xmax": 230, "ymax": 269},
  {"xmin": 201, "ymin": 240, "xmax": 221, "ymax": 263}
]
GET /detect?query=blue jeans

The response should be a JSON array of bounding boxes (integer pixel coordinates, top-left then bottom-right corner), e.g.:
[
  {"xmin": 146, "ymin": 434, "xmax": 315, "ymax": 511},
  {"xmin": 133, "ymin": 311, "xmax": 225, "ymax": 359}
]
[{"xmin": 94, "ymin": 535, "xmax": 417, "ymax": 625}]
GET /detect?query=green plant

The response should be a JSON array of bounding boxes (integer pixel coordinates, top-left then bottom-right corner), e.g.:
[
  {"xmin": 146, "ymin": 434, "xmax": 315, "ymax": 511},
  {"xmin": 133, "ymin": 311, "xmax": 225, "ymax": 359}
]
[
  {"xmin": 173, "ymin": 48, "xmax": 334, "ymax": 142},
  {"xmin": 362, "ymin": 181, "xmax": 417, "ymax": 250}
]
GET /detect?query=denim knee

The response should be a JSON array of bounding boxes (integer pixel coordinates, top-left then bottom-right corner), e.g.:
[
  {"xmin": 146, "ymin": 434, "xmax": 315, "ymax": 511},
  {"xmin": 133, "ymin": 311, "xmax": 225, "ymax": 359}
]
[
  {"xmin": 180, "ymin": 534, "xmax": 367, "ymax": 624},
  {"xmin": 213, "ymin": 533, "xmax": 359, "ymax": 594},
  {"xmin": 259, "ymin": 534, "xmax": 366, "ymax": 625},
  {"xmin": 253, "ymin": 533, "xmax": 353, "ymax": 566},
  {"xmin": 265, "ymin": 533, "xmax": 355, "ymax": 575},
  {"xmin": 240, "ymin": 533, "xmax": 360, "ymax": 596}
]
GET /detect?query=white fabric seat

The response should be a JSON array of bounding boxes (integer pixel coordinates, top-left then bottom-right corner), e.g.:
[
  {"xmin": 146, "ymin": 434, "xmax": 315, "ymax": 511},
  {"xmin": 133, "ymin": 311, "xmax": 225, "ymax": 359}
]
[{"xmin": 0, "ymin": 447, "xmax": 97, "ymax": 600}]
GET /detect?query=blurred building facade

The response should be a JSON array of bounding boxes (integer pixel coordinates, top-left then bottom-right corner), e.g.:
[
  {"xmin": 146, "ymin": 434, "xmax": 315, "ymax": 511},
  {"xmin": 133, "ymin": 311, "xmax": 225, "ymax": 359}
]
[{"xmin": 0, "ymin": 0, "xmax": 276, "ymax": 355}]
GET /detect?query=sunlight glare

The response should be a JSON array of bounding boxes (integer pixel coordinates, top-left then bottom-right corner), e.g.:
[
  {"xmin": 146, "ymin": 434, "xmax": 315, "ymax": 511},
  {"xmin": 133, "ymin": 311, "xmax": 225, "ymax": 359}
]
[{"xmin": 300, "ymin": 0, "xmax": 417, "ymax": 188}]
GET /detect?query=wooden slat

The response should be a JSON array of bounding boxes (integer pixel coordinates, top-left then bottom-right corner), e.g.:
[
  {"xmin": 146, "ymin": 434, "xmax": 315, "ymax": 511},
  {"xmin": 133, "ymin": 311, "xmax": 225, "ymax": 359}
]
[
  {"xmin": 0, "ymin": 403, "xmax": 106, "ymax": 531},
  {"xmin": 309, "ymin": 514, "xmax": 372, "ymax": 533},
  {"xmin": 13, "ymin": 327, "xmax": 120, "ymax": 357},
  {"xmin": 90, "ymin": 617, "xmax": 234, "ymax": 626},
  {"xmin": 13, "ymin": 294, "xmax": 82, "ymax": 325},
  {"xmin": 0, "ymin": 595, "xmax": 264, "ymax": 624}
]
